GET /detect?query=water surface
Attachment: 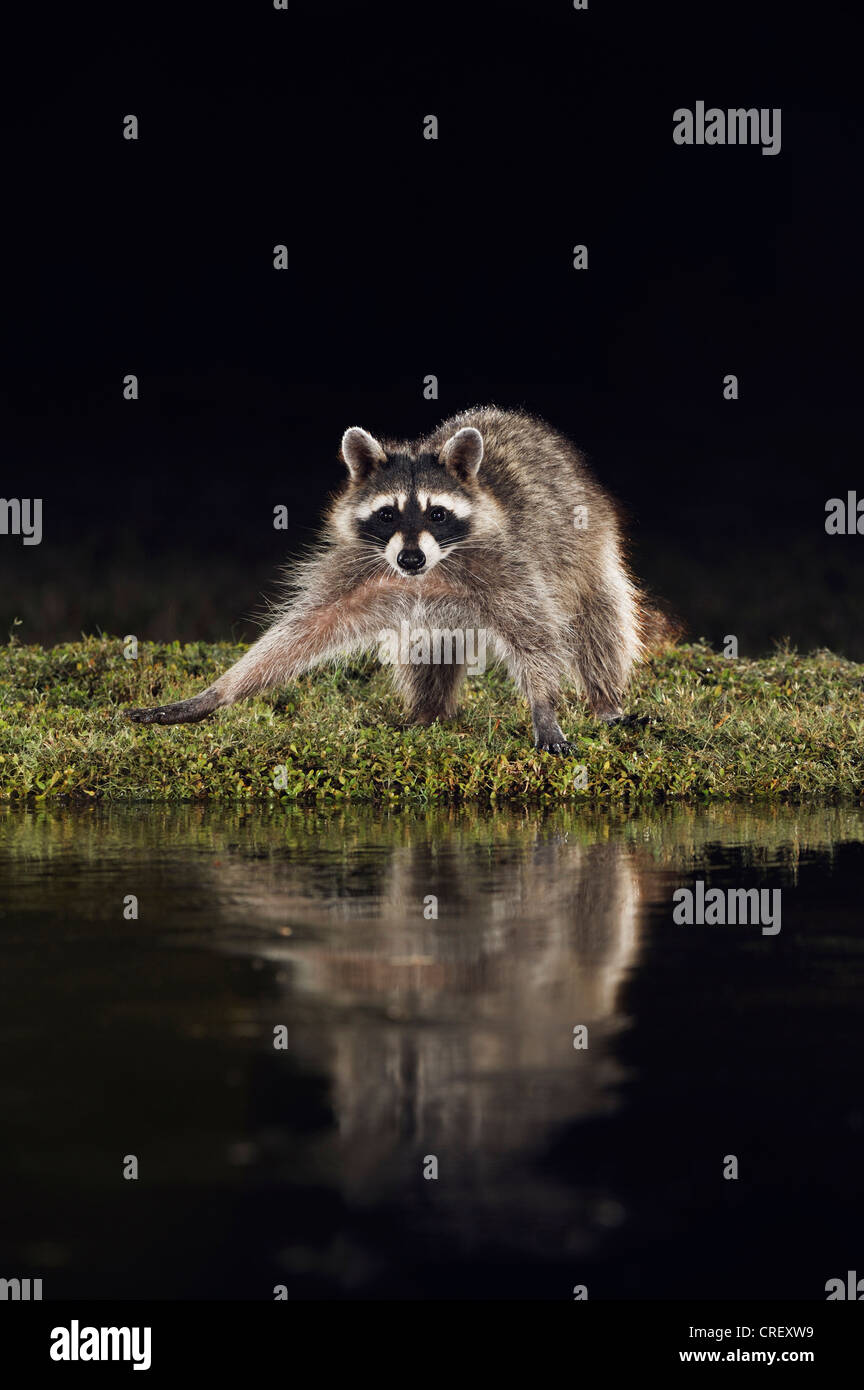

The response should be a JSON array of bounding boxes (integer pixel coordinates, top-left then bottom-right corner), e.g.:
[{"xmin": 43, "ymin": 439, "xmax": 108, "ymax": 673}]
[{"xmin": 1, "ymin": 803, "xmax": 862, "ymax": 1299}]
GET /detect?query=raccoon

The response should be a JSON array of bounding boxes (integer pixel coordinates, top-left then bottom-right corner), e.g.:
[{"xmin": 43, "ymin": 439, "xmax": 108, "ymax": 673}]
[{"xmin": 126, "ymin": 407, "xmax": 672, "ymax": 752}]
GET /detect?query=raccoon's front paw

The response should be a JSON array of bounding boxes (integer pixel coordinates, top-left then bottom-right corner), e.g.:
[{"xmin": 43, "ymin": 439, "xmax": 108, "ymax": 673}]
[
  {"xmin": 126, "ymin": 698, "xmax": 214, "ymax": 726},
  {"xmin": 126, "ymin": 705, "xmax": 174, "ymax": 725},
  {"xmin": 535, "ymin": 737, "xmax": 575, "ymax": 756}
]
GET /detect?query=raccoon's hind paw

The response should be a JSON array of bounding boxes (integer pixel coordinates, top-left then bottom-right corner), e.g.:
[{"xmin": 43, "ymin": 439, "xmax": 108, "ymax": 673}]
[
  {"xmin": 602, "ymin": 713, "xmax": 649, "ymax": 729},
  {"xmin": 126, "ymin": 696, "xmax": 215, "ymax": 726}
]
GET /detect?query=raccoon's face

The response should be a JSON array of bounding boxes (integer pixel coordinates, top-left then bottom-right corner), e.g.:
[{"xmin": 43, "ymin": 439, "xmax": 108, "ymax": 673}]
[{"xmin": 340, "ymin": 425, "xmax": 482, "ymax": 576}]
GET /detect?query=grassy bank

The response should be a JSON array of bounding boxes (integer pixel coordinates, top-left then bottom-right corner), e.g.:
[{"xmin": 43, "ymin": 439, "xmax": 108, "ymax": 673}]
[{"xmin": 0, "ymin": 637, "xmax": 861, "ymax": 803}]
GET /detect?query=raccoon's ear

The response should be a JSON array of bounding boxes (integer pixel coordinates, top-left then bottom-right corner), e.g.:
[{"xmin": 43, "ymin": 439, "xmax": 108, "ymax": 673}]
[
  {"xmin": 439, "ymin": 426, "xmax": 483, "ymax": 481},
  {"xmin": 340, "ymin": 427, "xmax": 386, "ymax": 481}
]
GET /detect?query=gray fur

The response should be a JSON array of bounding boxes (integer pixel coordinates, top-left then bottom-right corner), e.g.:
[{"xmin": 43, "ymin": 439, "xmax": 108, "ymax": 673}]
[{"xmin": 127, "ymin": 407, "xmax": 672, "ymax": 752}]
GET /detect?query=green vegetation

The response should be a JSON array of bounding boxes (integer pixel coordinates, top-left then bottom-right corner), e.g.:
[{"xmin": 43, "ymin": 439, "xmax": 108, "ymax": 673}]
[{"xmin": 0, "ymin": 637, "xmax": 861, "ymax": 803}]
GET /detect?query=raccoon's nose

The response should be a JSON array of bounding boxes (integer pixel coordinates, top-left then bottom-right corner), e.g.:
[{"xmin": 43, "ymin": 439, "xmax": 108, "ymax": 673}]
[{"xmin": 397, "ymin": 548, "xmax": 426, "ymax": 573}]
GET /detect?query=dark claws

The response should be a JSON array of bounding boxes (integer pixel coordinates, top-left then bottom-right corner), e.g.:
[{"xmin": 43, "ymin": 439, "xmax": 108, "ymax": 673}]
[
  {"xmin": 126, "ymin": 699, "xmax": 214, "ymax": 726},
  {"xmin": 126, "ymin": 706, "xmax": 178, "ymax": 725}
]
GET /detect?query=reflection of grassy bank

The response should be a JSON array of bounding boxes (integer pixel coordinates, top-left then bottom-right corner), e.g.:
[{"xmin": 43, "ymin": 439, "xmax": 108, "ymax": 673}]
[
  {"xmin": 2, "ymin": 800, "xmax": 863, "ymax": 866},
  {"xmin": 1, "ymin": 637, "xmax": 862, "ymax": 803}
]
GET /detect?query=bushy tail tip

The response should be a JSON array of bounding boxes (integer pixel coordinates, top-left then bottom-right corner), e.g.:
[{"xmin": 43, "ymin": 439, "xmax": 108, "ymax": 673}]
[{"xmin": 640, "ymin": 602, "xmax": 682, "ymax": 650}]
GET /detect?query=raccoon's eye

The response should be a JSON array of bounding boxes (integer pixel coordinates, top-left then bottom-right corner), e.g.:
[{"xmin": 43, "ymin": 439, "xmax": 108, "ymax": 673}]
[
  {"xmin": 375, "ymin": 507, "xmax": 396, "ymax": 524},
  {"xmin": 429, "ymin": 506, "xmax": 450, "ymax": 524}
]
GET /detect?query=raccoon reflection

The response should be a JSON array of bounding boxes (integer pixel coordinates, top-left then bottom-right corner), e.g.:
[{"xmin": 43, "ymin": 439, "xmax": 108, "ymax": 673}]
[{"xmin": 205, "ymin": 827, "xmax": 642, "ymax": 1178}]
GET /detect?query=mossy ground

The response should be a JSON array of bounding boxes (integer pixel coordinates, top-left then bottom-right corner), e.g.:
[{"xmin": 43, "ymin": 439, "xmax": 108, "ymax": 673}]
[{"xmin": 0, "ymin": 637, "xmax": 861, "ymax": 803}]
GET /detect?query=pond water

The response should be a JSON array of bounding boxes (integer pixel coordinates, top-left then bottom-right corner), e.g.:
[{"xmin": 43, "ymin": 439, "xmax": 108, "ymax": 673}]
[{"xmin": 0, "ymin": 802, "xmax": 862, "ymax": 1300}]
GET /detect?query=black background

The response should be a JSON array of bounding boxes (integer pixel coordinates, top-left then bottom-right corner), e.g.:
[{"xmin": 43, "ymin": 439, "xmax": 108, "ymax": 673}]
[{"xmin": 3, "ymin": 0, "xmax": 862, "ymax": 652}]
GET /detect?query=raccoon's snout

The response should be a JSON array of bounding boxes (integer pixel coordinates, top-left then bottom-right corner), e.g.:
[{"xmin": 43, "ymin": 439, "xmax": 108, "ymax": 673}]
[{"xmin": 397, "ymin": 548, "xmax": 426, "ymax": 573}]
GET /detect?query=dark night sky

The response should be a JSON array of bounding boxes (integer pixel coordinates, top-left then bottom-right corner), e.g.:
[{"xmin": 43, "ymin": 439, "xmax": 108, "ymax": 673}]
[{"xmin": 3, "ymin": 0, "xmax": 862, "ymax": 652}]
